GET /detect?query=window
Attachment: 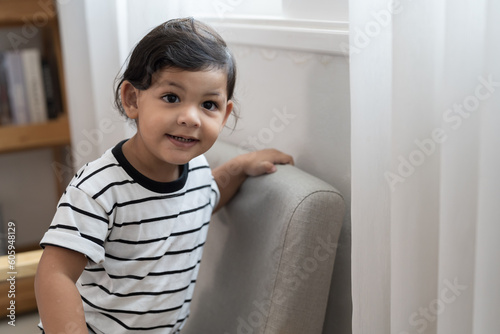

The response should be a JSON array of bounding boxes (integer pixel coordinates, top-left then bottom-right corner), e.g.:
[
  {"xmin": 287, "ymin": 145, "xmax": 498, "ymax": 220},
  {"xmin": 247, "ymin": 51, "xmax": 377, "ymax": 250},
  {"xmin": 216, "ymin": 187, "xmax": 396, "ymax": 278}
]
[{"xmin": 179, "ymin": 0, "xmax": 347, "ymax": 21}]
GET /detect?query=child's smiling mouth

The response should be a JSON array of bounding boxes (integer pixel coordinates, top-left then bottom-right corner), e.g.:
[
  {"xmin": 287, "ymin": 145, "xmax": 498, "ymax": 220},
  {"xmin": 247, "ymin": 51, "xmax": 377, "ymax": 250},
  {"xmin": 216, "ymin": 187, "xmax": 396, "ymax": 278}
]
[{"xmin": 166, "ymin": 134, "xmax": 199, "ymax": 145}]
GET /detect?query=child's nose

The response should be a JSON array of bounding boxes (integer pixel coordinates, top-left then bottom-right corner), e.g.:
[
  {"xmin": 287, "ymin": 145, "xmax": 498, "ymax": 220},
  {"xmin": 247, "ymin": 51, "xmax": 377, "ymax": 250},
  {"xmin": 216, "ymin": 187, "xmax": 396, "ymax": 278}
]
[{"xmin": 177, "ymin": 105, "xmax": 201, "ymax": 128}]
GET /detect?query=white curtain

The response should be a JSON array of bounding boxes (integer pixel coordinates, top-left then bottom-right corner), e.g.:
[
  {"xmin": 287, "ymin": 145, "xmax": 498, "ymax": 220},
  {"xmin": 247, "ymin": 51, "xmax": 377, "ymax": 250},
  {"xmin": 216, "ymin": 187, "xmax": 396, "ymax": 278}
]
[{"xmin": 350, "ymin": 0, "xmax": 500, "ymax": 333}]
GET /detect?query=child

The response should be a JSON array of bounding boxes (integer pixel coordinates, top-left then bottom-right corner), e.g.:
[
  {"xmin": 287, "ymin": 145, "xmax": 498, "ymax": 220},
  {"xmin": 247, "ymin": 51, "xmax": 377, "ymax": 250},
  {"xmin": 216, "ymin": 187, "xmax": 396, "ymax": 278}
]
[{"xmin": 35, "ymin": 17, "xmax": 293, "ymax": 334}]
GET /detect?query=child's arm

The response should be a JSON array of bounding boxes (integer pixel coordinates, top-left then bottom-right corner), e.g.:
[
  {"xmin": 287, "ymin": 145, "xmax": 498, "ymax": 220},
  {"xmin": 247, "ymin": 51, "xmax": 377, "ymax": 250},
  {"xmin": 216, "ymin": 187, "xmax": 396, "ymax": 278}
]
[
  {"xmin": 212, "ymin": 148, "xmax": 294, "ymax": 212},
  {"xmin": 35, "ymin": 245, "xmax": 88, "ymax": 333}
]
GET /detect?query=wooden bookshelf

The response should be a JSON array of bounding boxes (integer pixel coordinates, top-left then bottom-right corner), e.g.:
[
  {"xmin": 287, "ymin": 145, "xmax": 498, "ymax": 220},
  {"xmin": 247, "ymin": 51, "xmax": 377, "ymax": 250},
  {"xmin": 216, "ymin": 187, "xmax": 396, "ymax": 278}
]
[
  {"xmin": 0, "ymin": 0, "xmax": 71, "ymax": 315},
  {"xmin": 0, "ymin": 115, "xmax": 70, "ymax": 153},
  {"xmin": 0, "ymin": 0, "xmax": 70, "ymax": 162},
  {"xmin": 0, "ymin": 0, "xmax": 48, "ymax": 27}
]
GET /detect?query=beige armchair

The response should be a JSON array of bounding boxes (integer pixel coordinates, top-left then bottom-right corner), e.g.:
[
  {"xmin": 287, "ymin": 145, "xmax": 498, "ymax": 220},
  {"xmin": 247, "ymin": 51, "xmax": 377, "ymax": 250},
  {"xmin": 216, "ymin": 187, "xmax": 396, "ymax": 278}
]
[{"xmin": 183, "ymin": 141, "xmax": 345, "ymax": 334}]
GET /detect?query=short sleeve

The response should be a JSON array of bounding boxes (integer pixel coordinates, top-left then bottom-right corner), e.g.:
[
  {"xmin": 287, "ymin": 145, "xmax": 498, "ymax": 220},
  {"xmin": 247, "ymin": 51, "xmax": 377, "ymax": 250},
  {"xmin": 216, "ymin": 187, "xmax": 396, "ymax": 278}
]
[
  {"xmin": 40, "ymin": 186, "xmax": 110, "ymax": 264},
  {"xmin": 211, "ymin": 175, "xmax": 220, "ymax": 210}
]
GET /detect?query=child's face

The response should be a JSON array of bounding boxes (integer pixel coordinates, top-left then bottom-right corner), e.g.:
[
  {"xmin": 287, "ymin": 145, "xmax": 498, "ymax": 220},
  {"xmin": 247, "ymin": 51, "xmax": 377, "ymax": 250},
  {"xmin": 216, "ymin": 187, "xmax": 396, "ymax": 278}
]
[{"xmin": 122, "ymin": 67, "xmax": 232, "ymax": 169}]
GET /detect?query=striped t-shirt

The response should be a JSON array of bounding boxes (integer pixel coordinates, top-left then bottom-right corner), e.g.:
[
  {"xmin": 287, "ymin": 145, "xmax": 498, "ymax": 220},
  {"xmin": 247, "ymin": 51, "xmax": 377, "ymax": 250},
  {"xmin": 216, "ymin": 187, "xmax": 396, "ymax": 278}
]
[{"xmin": 40, "ymin": 140, "xmax": 219, "ymax": 333}]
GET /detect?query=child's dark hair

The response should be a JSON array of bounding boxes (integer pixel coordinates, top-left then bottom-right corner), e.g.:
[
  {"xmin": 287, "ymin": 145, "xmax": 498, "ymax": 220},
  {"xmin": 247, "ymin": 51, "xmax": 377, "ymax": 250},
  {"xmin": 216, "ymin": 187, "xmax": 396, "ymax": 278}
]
[{"xmin": 114, "ymin": 17, "xmax": 237, "ymax": 118}]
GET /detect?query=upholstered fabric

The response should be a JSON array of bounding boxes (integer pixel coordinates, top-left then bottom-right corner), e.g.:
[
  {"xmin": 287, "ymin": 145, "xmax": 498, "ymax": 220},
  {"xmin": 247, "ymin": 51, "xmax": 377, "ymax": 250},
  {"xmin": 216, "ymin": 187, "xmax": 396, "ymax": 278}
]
[{"xmin": 182, "ymin": 141, "xmax": 345, "ymax": 334}]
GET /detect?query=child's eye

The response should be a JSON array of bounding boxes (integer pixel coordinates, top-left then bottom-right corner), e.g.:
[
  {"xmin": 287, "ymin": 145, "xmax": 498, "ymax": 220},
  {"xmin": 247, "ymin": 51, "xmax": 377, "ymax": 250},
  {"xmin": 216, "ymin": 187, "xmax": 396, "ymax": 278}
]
[
  {"xmin": 202, "ymin": 101, "xmax": 218, "ymax": 111},
  {"xmin": 163, "ymin": 94, "xmax": 180, "ymax": 103}
]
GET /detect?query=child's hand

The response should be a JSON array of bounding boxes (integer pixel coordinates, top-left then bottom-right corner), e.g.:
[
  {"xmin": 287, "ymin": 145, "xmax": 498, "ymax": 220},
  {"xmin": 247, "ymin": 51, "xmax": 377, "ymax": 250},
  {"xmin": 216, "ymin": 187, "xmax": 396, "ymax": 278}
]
[
  {"xmin": 212, "ymin": 148, "xmax": 294, "ymax": 212},
  {"xmin": 240, "ymin": 149, "xmax": 294, "ymax": 177}
]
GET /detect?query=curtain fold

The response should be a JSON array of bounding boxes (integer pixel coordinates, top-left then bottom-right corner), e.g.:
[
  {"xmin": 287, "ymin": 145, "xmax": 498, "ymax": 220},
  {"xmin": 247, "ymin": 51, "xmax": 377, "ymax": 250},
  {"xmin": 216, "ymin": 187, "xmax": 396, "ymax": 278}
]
[
  {"xmin": 472, "ymin": 1, "xmax": 500, "ymax": 331},
  {"xmin": 350, "ymin": 0, "xmax": 500, "ymax": 333}
]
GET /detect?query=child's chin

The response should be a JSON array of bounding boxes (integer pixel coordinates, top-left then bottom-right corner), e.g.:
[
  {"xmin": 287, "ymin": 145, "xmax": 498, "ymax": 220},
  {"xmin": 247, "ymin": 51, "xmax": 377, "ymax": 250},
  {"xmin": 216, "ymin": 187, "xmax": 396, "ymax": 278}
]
[
  {"xmin": 166, "ymin": 147, "xmax": 207, "ymax": 165},
  {"xmin": 168, "ymin": 155, "xmax": 197, "ymax": 166}
]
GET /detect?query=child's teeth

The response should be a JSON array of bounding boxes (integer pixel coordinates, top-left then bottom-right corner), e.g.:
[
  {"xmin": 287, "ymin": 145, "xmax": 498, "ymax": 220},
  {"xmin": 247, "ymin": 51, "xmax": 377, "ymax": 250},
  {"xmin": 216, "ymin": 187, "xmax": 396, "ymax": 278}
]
[{"xmin": 174, "ymin": 136, "xmax": 191, "ymax": 142}]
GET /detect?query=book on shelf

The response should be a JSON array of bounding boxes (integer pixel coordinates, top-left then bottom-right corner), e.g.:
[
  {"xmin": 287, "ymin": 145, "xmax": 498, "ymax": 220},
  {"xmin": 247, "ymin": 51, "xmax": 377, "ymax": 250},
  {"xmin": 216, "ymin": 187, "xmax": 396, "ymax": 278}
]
[
  {"xmin": 0, "ymin": 47, "xmax": 62, "ymax": 127},
  {"xmin": 22, "ymin": 48, "xmax": 48, "ymax": 124},
  {"xmin": 2, "ymin": 50, "xmax": 30, "ymax": 125},
  {"xmin": 42, "ymin": 59, "xmax": 62, "ymax": 120}
]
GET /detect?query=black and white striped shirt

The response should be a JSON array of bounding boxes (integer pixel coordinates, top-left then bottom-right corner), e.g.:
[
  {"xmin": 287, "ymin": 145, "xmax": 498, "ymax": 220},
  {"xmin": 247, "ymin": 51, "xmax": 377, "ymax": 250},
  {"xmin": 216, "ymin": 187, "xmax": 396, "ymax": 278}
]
[{"xmin": 40, "ymin": 140, "xmax": 219, "ymax": 333}]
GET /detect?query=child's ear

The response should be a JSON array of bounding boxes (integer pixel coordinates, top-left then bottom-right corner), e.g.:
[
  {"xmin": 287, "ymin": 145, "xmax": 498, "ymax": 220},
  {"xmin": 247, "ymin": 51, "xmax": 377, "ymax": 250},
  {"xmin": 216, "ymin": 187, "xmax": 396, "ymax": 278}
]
[
  {"xmin": 221, "ymin": 100, "xmax": 233, "ymax": 130},
  {"xmin": 121, "ymin": 81, "xmax": 139, "ymax": 119}
]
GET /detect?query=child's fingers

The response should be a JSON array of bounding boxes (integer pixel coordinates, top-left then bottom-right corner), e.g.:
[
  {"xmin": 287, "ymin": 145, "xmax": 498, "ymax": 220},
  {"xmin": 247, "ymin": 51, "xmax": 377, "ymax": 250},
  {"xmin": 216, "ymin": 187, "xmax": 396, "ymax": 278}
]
[
  {"xmin": 264, "ymin": 161, "xmax": 278, "ymax": 174},
  {"xmin": 243, "ymin": 150, "xmax": 294, "ymax": 176},
  {"xmin": 255, "ymin": 161, "xmax": 276, "ymax": 175},
  {"xmin": 245, "ymin": 161, "xmax": 275, "ymax": 176},
  {"xmin": 273, "ymin": 152, "xmax": 294, "ymax": 166}
]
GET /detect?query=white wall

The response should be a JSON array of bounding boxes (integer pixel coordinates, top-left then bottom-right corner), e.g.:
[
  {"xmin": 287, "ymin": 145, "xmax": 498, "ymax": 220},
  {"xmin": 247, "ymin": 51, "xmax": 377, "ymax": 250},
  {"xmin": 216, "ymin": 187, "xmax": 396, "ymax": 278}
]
[
  {"xmin": 57, "ymin": 1, "xmax": 351, "ymax": 332},
  {"xmin": 57, "ymin": 0, "xmax": 131, "ymax": 171}
]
